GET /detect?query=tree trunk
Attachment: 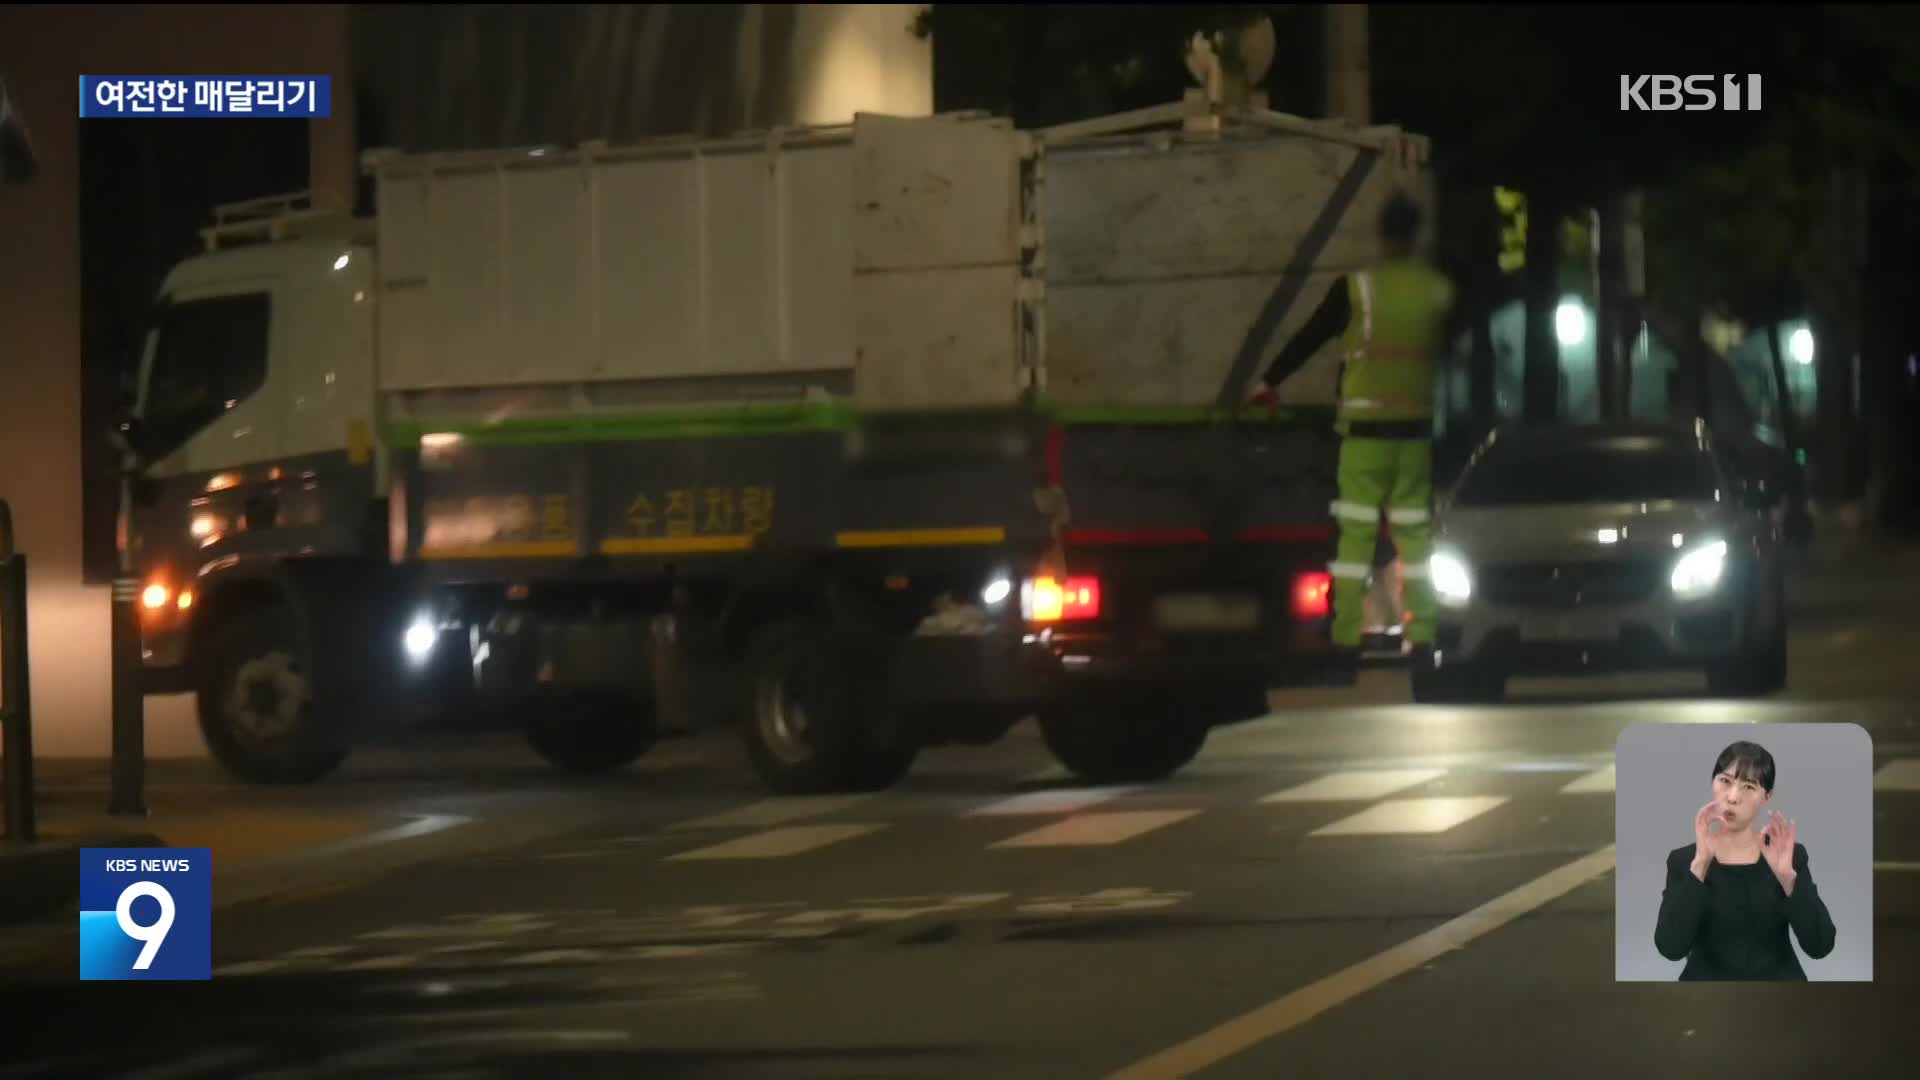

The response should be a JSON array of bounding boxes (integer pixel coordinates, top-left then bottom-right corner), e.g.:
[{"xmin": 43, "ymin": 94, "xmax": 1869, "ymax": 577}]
[
  {"xmin": 1806, "ymin": 170, "xmax": 1869, "ymax": 507},
  {"xmin": 1594, "ymin": 197, "xmax": 1626, "ymax": 418},
  {"xmin": 1458, "ymin": 180, "xmax": 1498, "ymax": 437},
  {"xmin": 1521, "ymin": 189, "xmax": 1562, "ymax": 422}
]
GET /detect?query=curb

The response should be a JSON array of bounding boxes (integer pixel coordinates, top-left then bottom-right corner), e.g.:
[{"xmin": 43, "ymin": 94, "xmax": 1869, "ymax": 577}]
[{"xmin": 0, "ymin": 831, "xmax": 166, "ymax": 926}]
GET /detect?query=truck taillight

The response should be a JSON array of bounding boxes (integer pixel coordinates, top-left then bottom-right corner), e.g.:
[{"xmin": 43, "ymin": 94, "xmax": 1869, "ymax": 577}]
[
  {"xmin": 1292, "ymin": 571, "xmax": 1331, "ymax": 619},
  {"xmin": 1023, "ymin": 575, "xmax": 1101, "ymax": 622}
]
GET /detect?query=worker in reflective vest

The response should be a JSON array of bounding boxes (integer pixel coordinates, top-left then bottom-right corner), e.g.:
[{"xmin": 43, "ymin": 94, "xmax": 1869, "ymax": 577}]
[{"xmin": 1247, "ymin": 191, "xmax": 1454, "ymax": 650}]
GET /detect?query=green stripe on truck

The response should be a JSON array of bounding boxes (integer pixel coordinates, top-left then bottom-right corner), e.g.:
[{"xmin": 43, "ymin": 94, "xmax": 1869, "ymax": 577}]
[
  {"xmin": 382, "ymin": 400, "xmax": 1337, "ymax": 447},
  {"xmin": 383, "ymin": 402, "xmax": 859, "ymax": 447}
]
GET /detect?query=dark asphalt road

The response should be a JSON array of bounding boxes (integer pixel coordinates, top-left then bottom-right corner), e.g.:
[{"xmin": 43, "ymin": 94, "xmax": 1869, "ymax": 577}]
[
  {"xmin": 4, "ymin": 695, "xmax": 1919, "ymax": 1077},
  {"xmin": 3, "ymin": 555, "xmax": 1919, "ymax": 1078}
]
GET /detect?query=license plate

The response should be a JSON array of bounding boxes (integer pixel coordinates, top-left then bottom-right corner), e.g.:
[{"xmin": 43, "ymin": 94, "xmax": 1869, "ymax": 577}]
[
  {"xmin": 1519, "ymin": 613, "xmax": 1616, "ymax": 642},
  {"xmin": 1153, "ymin": 593, "xmax": 1263, "ymax": 632}
]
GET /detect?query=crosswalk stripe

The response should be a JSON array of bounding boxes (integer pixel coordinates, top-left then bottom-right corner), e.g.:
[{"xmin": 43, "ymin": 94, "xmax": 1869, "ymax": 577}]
[
  {"xmin": 1873, "ymin": 759, "xmax": 1920, "ymax": 791},
  {"xmin": 669, "ymin": 795, "xmax": 874, "ymax": 831},
  {"xmin": 1559, "ymin": 766, "xmax": 1615, "ymax": 794},
  {"xmin": 968, "ymin": 786, "xmax": 1137, "ymax": 816},
  {"xmin": 665, "ymin": 824, "xmax": 883, "ymax": 861},
  {"xmin": 990, "ymin": 810, "xmax": 1200, "ymax": 849},
  {"xmin": 1259, "ymin": 769, "xmax": 1445, "ymax": 803},
  {"xmin": 1309, "ymin": 796, "xmax": 1509, "ymax": 837}
]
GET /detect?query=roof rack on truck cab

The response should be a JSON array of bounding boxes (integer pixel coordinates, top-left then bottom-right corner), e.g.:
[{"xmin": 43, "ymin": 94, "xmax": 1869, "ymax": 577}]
[{"xmin": 198, "ymin": 189, "xmax": 370, "ymax": 252}]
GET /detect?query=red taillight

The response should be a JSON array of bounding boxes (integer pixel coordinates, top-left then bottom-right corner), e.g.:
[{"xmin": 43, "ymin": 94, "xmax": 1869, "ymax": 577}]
[
  {"xmin": 1292, "ymin": 571, "xmax": 1331, "ymax": 619},
  {"xmin": 1023, "ymin": 575, "xmax": 1101, "ymax": 622}
]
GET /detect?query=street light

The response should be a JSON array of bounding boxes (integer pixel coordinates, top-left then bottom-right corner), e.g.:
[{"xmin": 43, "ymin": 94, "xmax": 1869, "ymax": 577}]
[
  {"xmin": 1555, "ymin": 301, "xmax": 1589, "ymax": 347},
  {"xmin": 1790, "ymin": 326, "xmax": 1814, "ymax": 365}
]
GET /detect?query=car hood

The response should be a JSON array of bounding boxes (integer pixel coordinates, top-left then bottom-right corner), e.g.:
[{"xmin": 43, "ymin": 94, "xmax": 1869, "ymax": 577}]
[{"xmin": 1436, "ymin": 500, "xmax": 1733, "ymax": 563}]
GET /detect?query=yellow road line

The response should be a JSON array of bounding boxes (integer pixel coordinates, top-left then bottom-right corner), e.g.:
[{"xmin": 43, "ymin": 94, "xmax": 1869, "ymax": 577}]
[
  {"xmin": 600, "ymin": 535, "xmax": 754, "ymax": 556},
  {"xmin": 418, "ymin": 540, "xmax": 576, "ymax": 560},
  {"xmin": 834, "ymin": 527, "xmax": 1006, "ymax": 549}
]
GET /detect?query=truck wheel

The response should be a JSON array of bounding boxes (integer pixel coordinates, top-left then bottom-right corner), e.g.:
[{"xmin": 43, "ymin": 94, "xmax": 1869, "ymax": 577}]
[
  {"xmin": 195, "ymin": 606, "xmax": 351, "ymax": 785},
  {"xmin": 741, "ymin": 616, "xmax": 906, "ymax": 794},
  {"xmin": 1037, "ymin": 698, "xmax": 1209, "ymax": 784},
  {"xmin": 1410, "ymin": 661, "xmax": 1505, "ymax": 704},
  {"xmin": 524, "ymin": 691, "xmax": 658, "ymax": 775}
]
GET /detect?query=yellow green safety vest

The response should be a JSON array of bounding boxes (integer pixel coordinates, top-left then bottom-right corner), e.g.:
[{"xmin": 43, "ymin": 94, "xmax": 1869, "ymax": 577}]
[{"xmin": 1336, "ymin": 259, "xmax": 1454, "ymax": 425}]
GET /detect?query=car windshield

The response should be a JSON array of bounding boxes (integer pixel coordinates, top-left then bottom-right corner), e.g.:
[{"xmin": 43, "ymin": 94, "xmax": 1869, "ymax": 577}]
[{"xmin": 1454, "ymin": 442, "xmax": 1721, "ymax": 507}]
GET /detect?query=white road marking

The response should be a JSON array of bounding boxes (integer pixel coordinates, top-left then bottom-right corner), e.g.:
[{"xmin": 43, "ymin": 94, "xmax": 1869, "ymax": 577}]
[
  {"xmin": 1017, "ymin": 887, "xmax": 1191, "ymax": 915},
  {"xmin": 1308, "ymin": 796, "xmax": 1509, "ymax": 837},
  {"xmin": 990, "ymin": 810, "xmax": 1199, "ymax": 849},
  {"xmin": 117, "ymin": 1050, "xmax": 264, "ymax": 1079},
  {"xmin": 278, "ymin": 813, "xmax": 473, "ymax": 863},
  {"xmin": 1258, "ymin": 769, "xmax": 1445, "ymax": 803},
  {"xmin": 968, "ymin": 786, "xmax": 1137, "ymax": 816},
  {"xmin": 669, "ymin": 795, "xmax": 873, "ymax": 831},
  {"xmin": 339, "ymin": 953, "xmax": 421, "ymax": 971},
  {"xmin": 360, "ymin": 914, "xmax": 555, "ymax": 940},
  {"xmin": 286, "ymin": 945, "xmax": 358, "ymax": 958},
  {"xmin": 1107, "ymin": 846, "xmax": 1617, "ymax": 1080},
  {"xmin": 1873, "ymin": 758, "xmax": 1920, "ymax": 790},
  {"xmin": 665, "ymin": 824, "xmax": 882, "ymax": 861},
  {"xmin": 1560, "ymin": 765, "xmax": 1616, "ymax": 794},
  {"xmin": 775, "ymin": 893, "xmax": 1009, "ymax": 928},
  {"xmin": 214, "ymin": 959, "xmax": 296, "ymax": 976}
]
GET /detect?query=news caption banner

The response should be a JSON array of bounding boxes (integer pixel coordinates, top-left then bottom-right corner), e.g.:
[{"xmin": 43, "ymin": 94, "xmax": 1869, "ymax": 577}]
[
  {"xmin": 79, "ymin": 848, "xmax": 212, "ymax": 981},
  {"xmin": 78, "ymin": 76, "xmax": 332, "ymax": 118}
]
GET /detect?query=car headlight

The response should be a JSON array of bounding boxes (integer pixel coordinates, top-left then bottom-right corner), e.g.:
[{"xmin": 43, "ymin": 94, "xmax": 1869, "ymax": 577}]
[
  {"xmin": 1429, "ymin": 550, "xmax": 1472, "ymax": 606},
  {"xmin": 1670, "ymin": 539, "xmax": 1728, "ymax": 598}
]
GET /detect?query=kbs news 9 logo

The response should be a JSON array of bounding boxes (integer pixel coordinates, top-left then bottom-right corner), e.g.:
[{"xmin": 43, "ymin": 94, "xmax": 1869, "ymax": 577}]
[{"xmin": 78, "ymin": 848, "xmax": 212, "ymax": 981}]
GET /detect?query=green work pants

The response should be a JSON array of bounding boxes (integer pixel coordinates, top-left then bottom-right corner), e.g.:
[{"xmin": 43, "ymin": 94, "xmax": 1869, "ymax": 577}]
[{"xmin": 1328, "ymin": 436, "xmax": 1434, "ymax": 647}]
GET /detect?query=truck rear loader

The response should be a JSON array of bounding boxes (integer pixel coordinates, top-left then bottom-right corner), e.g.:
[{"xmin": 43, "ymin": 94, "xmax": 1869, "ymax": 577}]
[{"xmin": 124, "ymin": 92, "xmax": 1434, "ymax": 792}]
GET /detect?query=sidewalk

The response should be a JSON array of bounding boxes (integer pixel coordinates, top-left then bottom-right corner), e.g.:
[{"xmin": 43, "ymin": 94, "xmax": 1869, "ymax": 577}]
[{"xmin": 0, "ymin": 789, "xmax": 412, "ymax": 927}]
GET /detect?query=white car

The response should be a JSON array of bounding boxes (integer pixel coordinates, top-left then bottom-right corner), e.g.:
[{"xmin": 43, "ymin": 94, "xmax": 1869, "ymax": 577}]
[{"xmin": 1413, "ymin": 420, "xmax": 1788, "ymax": 703}]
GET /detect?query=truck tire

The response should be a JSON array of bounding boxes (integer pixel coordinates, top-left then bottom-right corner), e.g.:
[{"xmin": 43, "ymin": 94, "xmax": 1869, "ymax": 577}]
[
  {"xmin": 1037, "ymin": 696, "xmax": 1209, "ymax": 784},
  {"xmin": 195, "ymin": 606, "xmax": 351, "ymax": 785},
  {"xmin": 523, "ymin": 690, "xmax": 657, "ymax": 775},
  {"xmin": 740, "ymin": 616, "xmax": 915, "ymax": 794}
]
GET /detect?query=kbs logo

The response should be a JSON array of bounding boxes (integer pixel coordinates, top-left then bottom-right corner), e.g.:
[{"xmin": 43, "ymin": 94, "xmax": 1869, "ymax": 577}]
[
  {"xmin": 1620, "ymin": 75, "xmax": 1763, "ymax": 112},
  {"xmin": 78, "ymin": 847, "xmax": 212, "ymax": 980}
]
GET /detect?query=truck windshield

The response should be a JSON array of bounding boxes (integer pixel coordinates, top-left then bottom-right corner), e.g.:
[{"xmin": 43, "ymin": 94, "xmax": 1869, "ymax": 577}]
[
  {"xmin": 138, "ymin": 293, "xmax": 271, "ymax": 441},
  {"xmin": 1454, "ymin": 444, "xmax": 1721, "ymax": 507}
]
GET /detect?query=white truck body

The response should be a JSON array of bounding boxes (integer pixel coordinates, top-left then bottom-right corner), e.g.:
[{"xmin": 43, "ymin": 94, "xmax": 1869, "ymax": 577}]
[{"xmin": 361, "ymin": 98, "xmax": 1432, "ymax": 424}]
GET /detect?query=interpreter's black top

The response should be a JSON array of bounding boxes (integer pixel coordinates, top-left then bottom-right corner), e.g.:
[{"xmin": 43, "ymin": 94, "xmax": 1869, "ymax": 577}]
[{"xmin": 1653, "ymin": 842, "xmax": 1838, "ymax": 981}]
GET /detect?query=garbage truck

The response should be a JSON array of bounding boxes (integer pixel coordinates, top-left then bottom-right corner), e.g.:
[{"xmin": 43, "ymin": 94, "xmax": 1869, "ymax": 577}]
[{"xmin": 123, "ymin": 90, "xmax": 1435, "ymax": 792}]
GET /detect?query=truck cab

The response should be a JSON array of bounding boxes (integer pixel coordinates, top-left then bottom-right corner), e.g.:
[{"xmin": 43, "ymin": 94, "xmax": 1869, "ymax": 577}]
[{"xmin": 127, "ymin": 196, "xmax": 395, "ymax": 782}]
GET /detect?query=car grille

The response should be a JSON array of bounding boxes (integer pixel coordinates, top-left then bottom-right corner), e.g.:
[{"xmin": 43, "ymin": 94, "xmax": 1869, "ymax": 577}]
[{"xmin": 1477, "ymin": 559, "xmax": 1664, "ymax": 608}]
